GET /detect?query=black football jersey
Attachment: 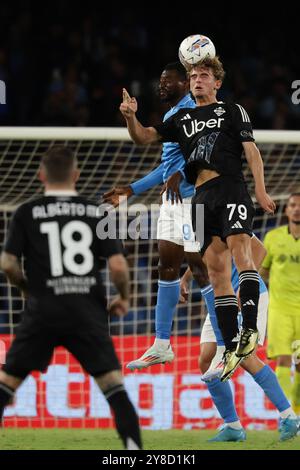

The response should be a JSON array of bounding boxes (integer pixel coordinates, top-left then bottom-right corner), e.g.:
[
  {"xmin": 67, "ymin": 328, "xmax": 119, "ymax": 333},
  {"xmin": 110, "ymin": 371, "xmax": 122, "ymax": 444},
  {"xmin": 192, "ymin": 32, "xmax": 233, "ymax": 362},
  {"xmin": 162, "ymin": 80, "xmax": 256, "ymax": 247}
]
[
  {"xmin": 4, "ymin": 195, "xmax": 123, "ymax": 299},
  {"xmin": 154, "ymin": 102, "xmax": 255, "ymax": 185}
]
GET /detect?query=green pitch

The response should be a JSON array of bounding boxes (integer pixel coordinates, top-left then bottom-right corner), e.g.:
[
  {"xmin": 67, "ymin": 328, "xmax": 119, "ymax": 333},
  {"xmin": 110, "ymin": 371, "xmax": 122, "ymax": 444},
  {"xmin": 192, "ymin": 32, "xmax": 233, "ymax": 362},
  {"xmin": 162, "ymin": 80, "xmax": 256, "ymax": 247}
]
[{"xmin": 0, "ymin": 429, "xmax": 299, "ymax": 450}]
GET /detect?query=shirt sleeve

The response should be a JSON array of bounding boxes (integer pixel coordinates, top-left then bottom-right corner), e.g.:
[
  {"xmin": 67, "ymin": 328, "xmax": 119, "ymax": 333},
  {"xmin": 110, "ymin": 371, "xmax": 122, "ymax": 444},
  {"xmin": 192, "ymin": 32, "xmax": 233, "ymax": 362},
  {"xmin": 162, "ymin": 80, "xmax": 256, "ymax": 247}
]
[
  {"xmin": 231, "ymin": 103, "xmax": 255, "ymax": 142},
  {"xmin": 4, "ymin": 206, "xmax": 27, "ymax": 258},
  {"xmin": 130, "ymin": 163, "xmax": 164, "ymax": 195},
  {"xmin": 153, "ymin": 115, "xmax": 178, "ymax": 143},
  {"xmin": 261, "ymin": 231, "xmax": 273, "ymax": 269}
]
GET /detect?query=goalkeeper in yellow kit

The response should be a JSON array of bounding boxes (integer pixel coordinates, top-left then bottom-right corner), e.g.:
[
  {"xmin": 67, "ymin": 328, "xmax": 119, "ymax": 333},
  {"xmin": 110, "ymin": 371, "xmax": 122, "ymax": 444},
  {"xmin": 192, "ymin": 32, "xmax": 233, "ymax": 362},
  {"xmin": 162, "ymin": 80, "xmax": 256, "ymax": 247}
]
[{"xmin": 260, "ymin": 193, "xmax": 300, "ymax": 414}]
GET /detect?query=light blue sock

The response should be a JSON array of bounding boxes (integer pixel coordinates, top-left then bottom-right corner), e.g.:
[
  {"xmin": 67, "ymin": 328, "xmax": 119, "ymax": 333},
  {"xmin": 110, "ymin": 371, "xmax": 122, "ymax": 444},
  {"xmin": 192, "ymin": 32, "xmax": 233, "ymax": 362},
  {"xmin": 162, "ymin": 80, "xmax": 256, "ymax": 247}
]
[
  {"xmin": 201, "ymin": 285, "xmax": 224, "ymax": 346},
  {"xmin": 155, "ymin": 279, "xmax": 180, "ymax": 339},
  {"xmin": 207, "ymin": 378, "xmax": 239, "ymax": 423},
  {"xmin": 253, "ymin": 365, "xmax": 291, "ymax": 412}
]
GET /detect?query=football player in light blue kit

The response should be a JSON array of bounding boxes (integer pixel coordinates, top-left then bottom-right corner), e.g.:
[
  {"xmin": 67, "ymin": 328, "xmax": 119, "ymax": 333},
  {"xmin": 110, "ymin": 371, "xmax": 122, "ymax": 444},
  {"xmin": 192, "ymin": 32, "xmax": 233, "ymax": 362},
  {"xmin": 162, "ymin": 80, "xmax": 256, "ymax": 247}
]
[
  {"xmin": 181, "ymin": 235, "xmax": 298, "ymax": 442},
  {"xmin": 104, "ymin": 62, "xmax": 208, "ymax": 368}
]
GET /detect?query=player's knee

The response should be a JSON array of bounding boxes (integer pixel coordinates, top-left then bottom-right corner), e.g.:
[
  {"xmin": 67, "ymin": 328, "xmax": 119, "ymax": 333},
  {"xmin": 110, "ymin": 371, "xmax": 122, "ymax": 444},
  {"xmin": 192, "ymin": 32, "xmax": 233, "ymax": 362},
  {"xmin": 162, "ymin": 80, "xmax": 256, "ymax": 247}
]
[
  {"xmin": 158, "ymin": 265, "xmax": 180, "ymax": 281},
  {"xmin": 277, "ymin": 355, "xmax": 292, "ymax": 368}
]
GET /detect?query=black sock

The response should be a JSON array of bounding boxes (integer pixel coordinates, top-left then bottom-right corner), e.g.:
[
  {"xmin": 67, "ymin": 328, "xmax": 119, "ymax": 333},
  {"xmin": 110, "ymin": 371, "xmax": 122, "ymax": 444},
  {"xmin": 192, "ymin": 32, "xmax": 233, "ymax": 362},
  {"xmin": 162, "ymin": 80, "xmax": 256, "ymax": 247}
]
[
  {"xmin": 0, "ymin": 383, "xmax": 15, "ymax": 424},
  {"xmin": 239, "ymin": 270, "xmax": 260, "ymax": 330},
  {"xmin": 104, "ymin": 384, "xmax": 142, "ymax": 449},
  {"xmin": 215, "ymin": 295, "xmax": 239, "ymax": 350}
]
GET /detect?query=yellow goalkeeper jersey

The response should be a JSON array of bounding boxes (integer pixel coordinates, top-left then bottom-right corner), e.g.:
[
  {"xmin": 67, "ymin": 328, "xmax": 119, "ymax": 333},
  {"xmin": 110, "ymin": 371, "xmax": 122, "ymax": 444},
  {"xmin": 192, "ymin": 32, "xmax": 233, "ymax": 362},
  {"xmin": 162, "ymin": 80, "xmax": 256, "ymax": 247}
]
[{"xmin": 262, "ymin": 225, "xmax": 300, "ymax": 315}]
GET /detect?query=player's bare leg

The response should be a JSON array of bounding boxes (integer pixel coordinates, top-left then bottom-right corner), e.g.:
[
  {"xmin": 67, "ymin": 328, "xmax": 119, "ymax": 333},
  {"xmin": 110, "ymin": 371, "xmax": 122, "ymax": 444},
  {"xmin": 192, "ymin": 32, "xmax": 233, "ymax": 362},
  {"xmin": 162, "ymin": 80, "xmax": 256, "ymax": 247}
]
[
  {"xmin": 199, "ymin": 342, "xmax": 246, "ymax": 441},
  {"xmin": 0, "ymin": 370, "xmax": 23, "ymax": 425}
]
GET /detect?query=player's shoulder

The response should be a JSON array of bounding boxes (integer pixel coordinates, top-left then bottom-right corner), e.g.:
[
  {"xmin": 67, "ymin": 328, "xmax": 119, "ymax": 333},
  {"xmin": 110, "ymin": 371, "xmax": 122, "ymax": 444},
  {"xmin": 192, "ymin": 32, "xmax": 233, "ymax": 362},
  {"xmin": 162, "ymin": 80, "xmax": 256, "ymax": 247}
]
[{"xmin": 182, "ymin": 94, "xmax": 196, "ymax": 109}]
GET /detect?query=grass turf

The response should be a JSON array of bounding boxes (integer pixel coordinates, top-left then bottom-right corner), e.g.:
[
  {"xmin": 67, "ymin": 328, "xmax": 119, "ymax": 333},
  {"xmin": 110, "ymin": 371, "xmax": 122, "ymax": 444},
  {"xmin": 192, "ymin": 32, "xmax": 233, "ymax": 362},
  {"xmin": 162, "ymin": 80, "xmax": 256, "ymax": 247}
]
[{"xmin": 0, "ymin": 429, "xmax": 299, "ymax": 450}]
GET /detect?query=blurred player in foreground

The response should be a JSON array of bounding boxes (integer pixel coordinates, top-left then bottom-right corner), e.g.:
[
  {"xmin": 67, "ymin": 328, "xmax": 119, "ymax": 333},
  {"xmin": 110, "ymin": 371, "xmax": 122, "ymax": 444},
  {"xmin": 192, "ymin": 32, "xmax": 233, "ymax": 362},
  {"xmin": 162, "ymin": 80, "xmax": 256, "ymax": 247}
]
[
  {"xmin": 119, "ymin": 57, "xmax": 276, "ymax": 381},
  {"xmin": 260, "ymin": 193, "xmax": 300, "ymax": 415},
  {"xmin": 0, "ymin": 146, "xmax": 142, "ymax": 449}
]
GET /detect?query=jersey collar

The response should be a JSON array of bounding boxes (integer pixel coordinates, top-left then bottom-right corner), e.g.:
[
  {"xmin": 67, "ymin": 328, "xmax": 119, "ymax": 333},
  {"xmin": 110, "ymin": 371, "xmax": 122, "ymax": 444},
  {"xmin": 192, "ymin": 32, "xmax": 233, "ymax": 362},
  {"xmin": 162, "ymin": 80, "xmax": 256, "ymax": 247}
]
[{"xmin": 45, "ymin": 190, "xmax": 78, "ymax": 196}]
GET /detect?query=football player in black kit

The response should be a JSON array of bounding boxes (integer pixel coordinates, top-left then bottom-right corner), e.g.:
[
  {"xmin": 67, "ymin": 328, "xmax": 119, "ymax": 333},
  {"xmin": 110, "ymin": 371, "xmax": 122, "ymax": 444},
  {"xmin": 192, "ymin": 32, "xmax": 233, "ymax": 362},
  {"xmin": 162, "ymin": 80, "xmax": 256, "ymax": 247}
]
[
  {"xmin": 0, "ymin": 146, "xmax": 142, "ymax": 450},
  {"xmin": 119, "ymin": 56, "xmax": 276, "ymax": 381}
]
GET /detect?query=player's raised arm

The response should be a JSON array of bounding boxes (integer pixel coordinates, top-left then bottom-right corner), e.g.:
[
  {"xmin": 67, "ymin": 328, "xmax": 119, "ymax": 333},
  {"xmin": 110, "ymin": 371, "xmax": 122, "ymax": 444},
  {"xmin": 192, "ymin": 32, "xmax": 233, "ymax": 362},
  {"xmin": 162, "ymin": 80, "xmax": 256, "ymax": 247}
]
[
  {"xmin": 120, "ymin": 88, "xmax": 160, "ymax": 145},
  {"xmin": 242, "ymin": 141, "xmax": 276, "ymax": 214}
]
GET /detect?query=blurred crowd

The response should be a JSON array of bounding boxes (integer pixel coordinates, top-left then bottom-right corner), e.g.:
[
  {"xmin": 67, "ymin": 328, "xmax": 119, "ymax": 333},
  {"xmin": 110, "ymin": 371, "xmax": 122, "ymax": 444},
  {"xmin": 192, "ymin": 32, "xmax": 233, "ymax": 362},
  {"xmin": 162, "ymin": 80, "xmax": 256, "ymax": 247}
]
[{"xmin": 0, "ymin": 2, "xmax": 299, "ymax": 129}]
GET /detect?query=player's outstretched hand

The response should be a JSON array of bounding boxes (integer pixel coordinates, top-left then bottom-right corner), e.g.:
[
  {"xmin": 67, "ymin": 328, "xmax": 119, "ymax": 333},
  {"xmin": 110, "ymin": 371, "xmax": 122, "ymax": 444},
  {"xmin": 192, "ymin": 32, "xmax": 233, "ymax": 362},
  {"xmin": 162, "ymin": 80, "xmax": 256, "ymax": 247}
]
[
  {"xmin": 161, "ymin": 170, "xmax": 183, "ymax": 204},
  {"xmin": 103, "ymin": 186, "xmax": 133, "ymax": 207},
  {"xmin": 255, "ymin": 189, "xmax": 276, "ymax": 214},
  {"xmin": 108, "ymin": 296, "xmax": 129, "ymax": 317},
  {"xmin": 120, "ymin": 88, "xmax": 137, "ymax": 120}
]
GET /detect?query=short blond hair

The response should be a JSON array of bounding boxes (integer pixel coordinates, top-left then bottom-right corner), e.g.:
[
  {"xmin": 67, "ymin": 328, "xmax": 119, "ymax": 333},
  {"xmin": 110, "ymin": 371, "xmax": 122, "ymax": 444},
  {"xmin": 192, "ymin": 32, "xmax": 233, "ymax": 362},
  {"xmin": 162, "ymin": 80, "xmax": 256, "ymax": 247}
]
[{"xmin": 190, "ymin": 56, "xmax": 225, "ymax": 82}]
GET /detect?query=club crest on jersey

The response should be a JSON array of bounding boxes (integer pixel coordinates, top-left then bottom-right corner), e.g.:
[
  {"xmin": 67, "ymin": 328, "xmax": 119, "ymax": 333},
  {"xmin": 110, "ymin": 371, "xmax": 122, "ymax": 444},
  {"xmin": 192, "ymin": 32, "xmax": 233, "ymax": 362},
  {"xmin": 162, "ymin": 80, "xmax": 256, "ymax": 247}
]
[
  {"xmin": 214, "ymin": 106, "xmax": 225, "ymax": 117},
  {"xmin": 183, "ymin": 118, "xmax": 224, "ymax": 138}
]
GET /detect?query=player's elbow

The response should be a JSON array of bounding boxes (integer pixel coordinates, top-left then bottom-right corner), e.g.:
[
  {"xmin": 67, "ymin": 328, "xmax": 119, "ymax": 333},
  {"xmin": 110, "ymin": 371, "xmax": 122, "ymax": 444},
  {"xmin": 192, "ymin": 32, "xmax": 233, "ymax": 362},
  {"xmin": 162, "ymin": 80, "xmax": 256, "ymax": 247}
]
[{"xmin": 259, "ymin": 266, "xmax": 269, "ymax": 282}]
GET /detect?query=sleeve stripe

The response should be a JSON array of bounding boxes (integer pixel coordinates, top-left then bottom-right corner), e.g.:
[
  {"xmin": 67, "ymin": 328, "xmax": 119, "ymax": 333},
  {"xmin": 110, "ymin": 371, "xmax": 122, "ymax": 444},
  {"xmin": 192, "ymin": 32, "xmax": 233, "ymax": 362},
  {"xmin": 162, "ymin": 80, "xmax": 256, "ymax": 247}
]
[{"xmin": 236, "ymin": 104, "xmax": 250, "ymax": 123}]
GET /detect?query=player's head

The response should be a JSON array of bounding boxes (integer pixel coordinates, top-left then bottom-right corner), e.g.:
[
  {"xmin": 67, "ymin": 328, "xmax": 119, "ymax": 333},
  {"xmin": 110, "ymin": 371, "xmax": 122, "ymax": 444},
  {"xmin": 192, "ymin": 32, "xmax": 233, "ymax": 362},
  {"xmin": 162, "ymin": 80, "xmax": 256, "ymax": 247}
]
[
  {"xmin": 189, "ymin": 57, "xmax": 225, "ymax": 100},
  {"xmin": 39, "ymin": 145, "xmax": 79, "ymax": 188},
  {"xmin": 285, "ymin": 193, "xmax": 300, "ymax": 225},
  {"xmin": 159, "ymin": 62, "xmax": 189, "ymax": 104}
]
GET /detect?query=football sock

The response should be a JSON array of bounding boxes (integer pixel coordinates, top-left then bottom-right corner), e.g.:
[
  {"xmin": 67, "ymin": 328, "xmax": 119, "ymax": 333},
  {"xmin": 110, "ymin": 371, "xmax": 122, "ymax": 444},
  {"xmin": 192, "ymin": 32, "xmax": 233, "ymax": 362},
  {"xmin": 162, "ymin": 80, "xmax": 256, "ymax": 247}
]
[
  {"xmin": 239, "ymin": 270, "xmax": 260, "ymax": 330},
  {"xmin": 253, "ymin": 365, "xmax": 291, "ymax": 413},
  {"xmin": 154, "ymin": 338, "xmax": 170, "ymax": 350},
  {"xmin": 155, "ymin": 279, "xmax": 180, "ymax": 340},
  {"xmin": 206, "ymin": 378, "xmax": 240, "ymax": 424},
  {"xmin": 275, "ymin": 366, "xmax": 292, "ymax": 400},
  {"xmin": 215, "ymin": 296, "xmax": 239, "ymax": 350},
  {"xmin": 201, "ymin": 285, "xmax": 224, "ymax": 346},
  {"xmin": 104, "ymin": 385, "xmax": 142, "ymax": 449}
]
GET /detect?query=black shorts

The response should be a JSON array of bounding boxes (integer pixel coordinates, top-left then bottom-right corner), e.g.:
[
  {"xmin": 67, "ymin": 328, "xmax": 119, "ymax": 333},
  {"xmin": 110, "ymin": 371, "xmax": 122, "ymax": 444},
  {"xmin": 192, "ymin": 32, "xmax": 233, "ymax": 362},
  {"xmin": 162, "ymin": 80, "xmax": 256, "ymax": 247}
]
[
  {"xmin": 192, "ymin": 175, "xmax": 255, "ymax": 254},
  {"xmin": 3, "ymin": 295, "xmax": 120, "ymax": 379}
]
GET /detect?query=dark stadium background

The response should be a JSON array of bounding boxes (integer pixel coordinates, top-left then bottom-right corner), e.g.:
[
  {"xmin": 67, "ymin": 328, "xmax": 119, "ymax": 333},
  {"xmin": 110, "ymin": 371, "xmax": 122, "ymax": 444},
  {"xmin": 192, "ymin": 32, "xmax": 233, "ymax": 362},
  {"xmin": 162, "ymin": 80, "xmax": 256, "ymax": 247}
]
[{"xmin": 0, "ymin": 1, "xmax": 299, "ymax": 129}]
